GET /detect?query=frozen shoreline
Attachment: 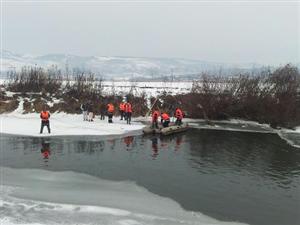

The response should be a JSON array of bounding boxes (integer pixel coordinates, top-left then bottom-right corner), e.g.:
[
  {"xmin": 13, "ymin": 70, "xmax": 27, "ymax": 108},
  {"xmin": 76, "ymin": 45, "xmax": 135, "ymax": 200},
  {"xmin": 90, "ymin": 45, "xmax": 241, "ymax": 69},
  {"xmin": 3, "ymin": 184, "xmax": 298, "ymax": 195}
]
[
  {"xmin": 1, "ymin": 111, "xmax": 299, "ymax": 148},
  {"xmin": 0, "ymin": 112, "xmax": 145, "ymax": 137}
]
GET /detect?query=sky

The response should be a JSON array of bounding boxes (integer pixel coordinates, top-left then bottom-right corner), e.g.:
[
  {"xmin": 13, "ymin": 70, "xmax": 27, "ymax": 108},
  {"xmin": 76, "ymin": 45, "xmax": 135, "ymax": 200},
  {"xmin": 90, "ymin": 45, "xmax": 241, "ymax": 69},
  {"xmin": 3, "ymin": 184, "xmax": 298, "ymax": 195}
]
[{"xmin": 1, "ymin": 0, "xmax": 299, "ymax": 65}]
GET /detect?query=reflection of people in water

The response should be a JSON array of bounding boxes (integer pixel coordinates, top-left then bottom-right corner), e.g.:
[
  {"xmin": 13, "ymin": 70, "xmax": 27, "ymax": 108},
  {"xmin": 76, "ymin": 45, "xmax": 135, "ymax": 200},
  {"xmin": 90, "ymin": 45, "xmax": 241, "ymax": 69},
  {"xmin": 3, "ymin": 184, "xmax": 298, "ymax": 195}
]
[
  {"xmin": 108, "ymin": 139, "xmax": 116, "ymax": 150},
  {"xmin": 151, "ymin": 137, "xmax": 159, "ymax": 159},
  {"xmin": 123, "ymin": 136, "xmax": 134, "ymax": 150},
  {"xmin": 175, "ymin": 135, "xmax": 183, "ymax": 151},
  {"xmin": 41, "ymin": 141, "xmax": 51, "ymax": 160}
]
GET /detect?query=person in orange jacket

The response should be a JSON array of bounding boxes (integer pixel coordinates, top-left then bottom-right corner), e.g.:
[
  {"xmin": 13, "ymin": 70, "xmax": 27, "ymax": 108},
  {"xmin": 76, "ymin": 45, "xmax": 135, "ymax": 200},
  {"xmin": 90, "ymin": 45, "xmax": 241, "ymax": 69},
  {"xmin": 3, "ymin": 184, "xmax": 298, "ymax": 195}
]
[
  {"xmin": 119, "ymin": 101, "xmax": 126, "ymax": 120},
  {"xmin": 151, "ymin": 109, "xmax": 160, "ymax": 129},
  {"xmin": 107, "ymin": 103, "xmax": 115, "ymax": 123},
  {"xmin": 124, "ymin": 102, "xmax": 132, "ymax": 125},
  {"xmin": 40, "ymin": 106, "xmax": 51, "ymax": 134},
  {"xmin": 161, "ymin": 112, "xmax": 170, "ymax": 128},
  {"xmin": 174, "ymin": 108, "xmax": 184, "ymax": 126}
]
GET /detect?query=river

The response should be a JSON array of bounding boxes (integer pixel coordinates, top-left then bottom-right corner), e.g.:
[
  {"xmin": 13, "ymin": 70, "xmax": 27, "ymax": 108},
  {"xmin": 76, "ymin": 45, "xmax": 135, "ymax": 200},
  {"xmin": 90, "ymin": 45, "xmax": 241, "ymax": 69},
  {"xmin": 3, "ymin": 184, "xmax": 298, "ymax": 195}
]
[{"xmin": 1, "ymin": 128, "xmax": 299, "ymax": 225}]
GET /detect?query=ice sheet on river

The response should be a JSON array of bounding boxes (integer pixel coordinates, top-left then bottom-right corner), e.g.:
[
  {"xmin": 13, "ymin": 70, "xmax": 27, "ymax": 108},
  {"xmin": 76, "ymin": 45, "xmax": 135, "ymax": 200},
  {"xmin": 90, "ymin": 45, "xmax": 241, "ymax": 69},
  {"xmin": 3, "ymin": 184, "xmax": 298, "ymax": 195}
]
[
  {"xmin": 0, "ymin": 113, "xmax": 144, "ymax": 137},
  {"xmin": 0, "ymin": 167, "xmax": 248, "ymax": 225},
  {"xmin": 188, "ymin": 119, "xmax": 300, "ymax": 148}
]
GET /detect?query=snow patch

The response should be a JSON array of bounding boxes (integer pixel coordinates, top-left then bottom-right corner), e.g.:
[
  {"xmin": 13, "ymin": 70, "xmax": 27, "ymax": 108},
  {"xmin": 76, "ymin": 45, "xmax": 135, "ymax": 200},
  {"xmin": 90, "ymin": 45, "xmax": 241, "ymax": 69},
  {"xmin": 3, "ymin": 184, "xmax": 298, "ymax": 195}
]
[
  {"xmin": 0, "ymin": 167, "xmax": 248, "ymax": 225},
  {"xmin": 0, "ymin": 112, "xmax": 145, "ymax": 137}
]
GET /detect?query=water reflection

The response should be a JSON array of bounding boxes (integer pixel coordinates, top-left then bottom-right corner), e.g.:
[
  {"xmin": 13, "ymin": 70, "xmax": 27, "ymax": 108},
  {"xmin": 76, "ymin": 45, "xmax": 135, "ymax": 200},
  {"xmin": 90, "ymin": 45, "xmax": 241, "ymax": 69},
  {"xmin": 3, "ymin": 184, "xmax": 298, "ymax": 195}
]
[
  {"xmin": 151, "ymin": 137, "xmax": 159, "ymax": 159},
  {"xmin": 123, "ymin": 136, "xmax": 134, "ymax": 151},
  {"xmin": 108, "ymin": 139, "xmax": 116, "ymax": 150},
  {"xmin": 187, "ymin": 129, "xmax": 300, "ymax": 189},
  {"xmin": 1, "ymin": 130, "xmax": 300, "ymax": 225},
  {"xmin": 40, "ymin": 140, "xmax": 51, "ymax": 166},
  {"xmin": 142, "ymin": 133, "xmax": 185, "ymax": 159},
  {"xmin": 41, "ymin": 141, "xmax": 51, "ymax": 159}
]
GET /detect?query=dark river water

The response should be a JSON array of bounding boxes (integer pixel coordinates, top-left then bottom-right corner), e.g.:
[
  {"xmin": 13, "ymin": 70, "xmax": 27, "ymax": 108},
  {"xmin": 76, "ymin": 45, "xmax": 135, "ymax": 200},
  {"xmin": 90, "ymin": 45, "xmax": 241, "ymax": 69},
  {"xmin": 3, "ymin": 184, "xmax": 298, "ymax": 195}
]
[{"xmin": 1, "ymin": 129, "xmax": 300, "ymax": 225}]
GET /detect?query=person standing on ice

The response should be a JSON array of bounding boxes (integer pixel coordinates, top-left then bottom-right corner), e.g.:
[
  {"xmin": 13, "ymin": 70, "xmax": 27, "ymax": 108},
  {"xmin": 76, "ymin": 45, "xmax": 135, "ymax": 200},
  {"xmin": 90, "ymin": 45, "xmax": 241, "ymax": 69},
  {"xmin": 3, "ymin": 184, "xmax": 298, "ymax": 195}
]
[
  {"xmin": 174, "ymin": 107, "xmax": 184, "ymax": 126},
  {"xmin": 107, "ymin": 103, "xmax": 115, "ymax": 123},
  {"xmin": 125, "ymin": 101, "xmax": 132, "ymax": 125},
  {"xmin": 99, "ymin": 102, "xmax": 106, "ymax": 120},
  {"xmin": 161, "ymin": 112, "xmax": 170, "ymax": 128},
  {"xmin": 151, "ymin": 109, "xmax": 160, "ymax": 129},
  {"xmin": 80, "ymin": 102, "xmax": 88, "ymax": 121},
  {"xmin": 119, "ymin": 101, "xmax": 125, "ymax": 120},
  {"xmin": 40, "ymin": 106, "xmax": 51, "ymax": 134},
  {"xmin": 87, "ymin": 102, "xmax": 94, "ymax": 122}
]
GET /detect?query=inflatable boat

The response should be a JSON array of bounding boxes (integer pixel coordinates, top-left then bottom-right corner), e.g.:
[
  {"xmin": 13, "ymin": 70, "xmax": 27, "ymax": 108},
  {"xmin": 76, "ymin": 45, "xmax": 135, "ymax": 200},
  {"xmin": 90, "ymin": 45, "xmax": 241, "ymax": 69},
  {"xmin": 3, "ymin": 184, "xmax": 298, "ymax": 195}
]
[{"xmin": 143, "ymin": 123, "xmax": 189, "ymax": 136}]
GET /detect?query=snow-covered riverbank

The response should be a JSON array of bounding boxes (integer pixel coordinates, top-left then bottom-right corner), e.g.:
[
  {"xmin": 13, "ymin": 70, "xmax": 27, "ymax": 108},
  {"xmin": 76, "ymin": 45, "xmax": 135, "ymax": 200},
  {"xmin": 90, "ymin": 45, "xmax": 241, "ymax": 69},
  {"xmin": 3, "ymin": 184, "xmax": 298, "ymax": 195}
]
[{"xmin": 0, "ymin": 113, "xmax": 145, "ymax": 137}]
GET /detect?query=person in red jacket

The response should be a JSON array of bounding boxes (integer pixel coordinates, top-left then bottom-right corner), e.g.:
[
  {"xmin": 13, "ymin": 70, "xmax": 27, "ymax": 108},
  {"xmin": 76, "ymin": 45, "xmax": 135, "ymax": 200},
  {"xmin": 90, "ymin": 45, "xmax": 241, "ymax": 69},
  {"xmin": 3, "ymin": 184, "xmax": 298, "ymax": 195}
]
[
  {"xmin": 174, "ymin": 108, "xmax": 184, "ymax": 126},
  {"xmin": 161, "ymin": 112, "xmax": 170, "ymax": 128},
  {"xmin": 151, "ymin": 109, "xmax": 160, "ymax": 129},
  {"xmin": 125, "ymin": 102, "xmax": 132, "ymax": 125},
  {"xmin": 40, "ymin": 106, "xmax": 51, "ymax": 134},
  {"xmin": 119, "ymin": 101, "xmax": 125, "ymax": 120},
  {"xmin": 107, "ymin": 103, "xmax": 115, "ymax": 123}
]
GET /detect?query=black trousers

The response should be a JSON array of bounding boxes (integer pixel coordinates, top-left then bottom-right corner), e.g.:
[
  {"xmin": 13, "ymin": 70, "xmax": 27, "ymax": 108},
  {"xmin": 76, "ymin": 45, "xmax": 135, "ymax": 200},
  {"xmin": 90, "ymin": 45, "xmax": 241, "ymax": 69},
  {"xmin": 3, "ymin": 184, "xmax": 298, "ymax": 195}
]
[
  {"xmin": 126, "ymin": 112, "xmax": 132, "ymax": 124},
  {"xmin": 151, "ymin": 120, "xmax": 158, "ymax": 129},
  {"xmin": 40, "ymin": 120, "xmax": 51, "ymax": 134},
  {"xmin": 162, "ymin": 120, "xmax": 170, "ymax": 128},
  {"xmin": 120, "ymin": 110, "xmax": 125, "ymax": 120},
  {"xmin": 175, "ymin": 118, "xmax": 182, "ymax": 126},
  {"xmin": 108, "ymin": 112, "xmax": 113, "ymax": 123},
  {"xmin": 100, "ymin": 113, "xmax": 105, "ymax": 120}
]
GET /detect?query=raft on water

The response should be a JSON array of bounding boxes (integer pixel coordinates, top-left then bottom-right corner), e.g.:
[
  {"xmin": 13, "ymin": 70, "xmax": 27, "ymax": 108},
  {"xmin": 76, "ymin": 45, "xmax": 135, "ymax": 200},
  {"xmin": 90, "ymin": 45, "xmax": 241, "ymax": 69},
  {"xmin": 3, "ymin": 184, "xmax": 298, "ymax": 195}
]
[{"xmin": 143, "ymin": 123, "xmax": 189, "ymax": 135}]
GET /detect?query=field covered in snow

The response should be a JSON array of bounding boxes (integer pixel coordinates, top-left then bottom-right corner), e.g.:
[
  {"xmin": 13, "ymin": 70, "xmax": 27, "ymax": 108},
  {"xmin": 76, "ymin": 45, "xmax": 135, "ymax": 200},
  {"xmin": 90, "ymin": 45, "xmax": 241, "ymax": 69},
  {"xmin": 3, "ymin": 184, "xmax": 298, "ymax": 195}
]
[
  {"xmin": 100, "ymin": 81, "xmax": 193, "ymax": 96},
  {"xmin": 0, "ymin": 79, "xmax": 193, "ymax": 97}
]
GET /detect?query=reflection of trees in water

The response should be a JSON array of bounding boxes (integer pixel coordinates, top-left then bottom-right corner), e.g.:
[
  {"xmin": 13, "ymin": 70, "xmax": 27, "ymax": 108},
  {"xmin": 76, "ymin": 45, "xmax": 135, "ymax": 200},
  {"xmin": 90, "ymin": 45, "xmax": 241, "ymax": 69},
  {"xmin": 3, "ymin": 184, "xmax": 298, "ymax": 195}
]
[
  {"xmin": 75, "ymin": 140, "xmax": 106, "ymax": 153},
  {"xmin": 188, "ymin": 129, "xmax": 300, "ymax": 187},
  {"xmin": 8, "ymin": 137, "xmax": 41, "ymax": 155}
]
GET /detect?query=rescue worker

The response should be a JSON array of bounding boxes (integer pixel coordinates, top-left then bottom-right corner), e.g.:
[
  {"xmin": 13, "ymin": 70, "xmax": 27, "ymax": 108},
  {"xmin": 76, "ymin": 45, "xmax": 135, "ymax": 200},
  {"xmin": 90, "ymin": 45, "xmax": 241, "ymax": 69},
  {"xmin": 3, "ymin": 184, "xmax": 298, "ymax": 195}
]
[
  {"xmin": 80, "ymin": 102, "xmax": 88, "ymax": 121},
  {"xmin": 151, "ymin": 109, "xmax": 160, "ymax": 129},
  {"xmin": 161, "ymin": 112, "xmax": 170, "ymax": 128},
  {"xmin": 175, "ymin": 107, "xmax": 184, "ymax": 126},
  {"xmin": 40, "ymin": 106, "xmax": 51, "ymax": 134},
  {"xmin": 125, "ymin": 102, "xmax": 132, "ymax": 125},
  {"xmin": 107, "ymin": 103, "xmax": 115, "ymax": 123},
  {"xmin": 87, "ymin": 102, "xmax": 94, "ymax": 122},
  {"xmin": 119, "ymin": 101, "xmax": 125, "ymax": 120},
  {"xmin": 99, "ymin": 102, "xmax": 106, "ymax": 120}
]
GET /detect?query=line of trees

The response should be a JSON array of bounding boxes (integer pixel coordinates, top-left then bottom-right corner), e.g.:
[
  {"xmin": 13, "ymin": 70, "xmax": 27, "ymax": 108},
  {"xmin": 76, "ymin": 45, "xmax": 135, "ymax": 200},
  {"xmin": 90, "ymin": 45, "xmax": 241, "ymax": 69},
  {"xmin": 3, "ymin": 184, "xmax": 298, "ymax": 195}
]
[
  {"xmin": 171, "ymin": 64, "xmax": 299, "ymax": 128},
  {"xmin": 2, "ymin": 64, "xmax": 300, "ymax": 129}
]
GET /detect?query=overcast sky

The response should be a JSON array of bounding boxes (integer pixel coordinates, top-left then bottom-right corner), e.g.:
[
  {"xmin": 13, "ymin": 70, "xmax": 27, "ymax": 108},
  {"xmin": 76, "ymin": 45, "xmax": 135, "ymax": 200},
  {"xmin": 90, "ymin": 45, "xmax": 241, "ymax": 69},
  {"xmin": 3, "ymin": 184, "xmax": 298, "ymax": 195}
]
[{"xmin": 1, "ymin": 0, "xmax": 299, "ymax": 65}]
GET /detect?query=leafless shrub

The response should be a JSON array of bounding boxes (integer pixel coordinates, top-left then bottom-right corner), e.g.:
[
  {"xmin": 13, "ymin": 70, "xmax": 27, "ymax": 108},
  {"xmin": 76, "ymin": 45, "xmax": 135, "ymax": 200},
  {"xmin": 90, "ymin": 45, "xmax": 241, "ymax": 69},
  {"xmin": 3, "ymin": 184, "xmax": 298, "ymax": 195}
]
[
  {"xmin": 176, "ymin": 64, "xmax": 300, "ymax": 128},
  {"xmin": 7, "ymin": 66, "xmax": 63, "ymax": 94}
]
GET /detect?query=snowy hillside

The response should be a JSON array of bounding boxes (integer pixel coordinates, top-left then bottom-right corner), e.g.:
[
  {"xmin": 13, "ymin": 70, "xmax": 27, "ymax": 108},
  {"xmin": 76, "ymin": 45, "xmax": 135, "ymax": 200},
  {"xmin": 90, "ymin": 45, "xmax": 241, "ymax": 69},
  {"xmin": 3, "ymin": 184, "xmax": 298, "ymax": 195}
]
[{"xmin": 0, "ymin": 50, "xmax": 263, "ymax": 79}]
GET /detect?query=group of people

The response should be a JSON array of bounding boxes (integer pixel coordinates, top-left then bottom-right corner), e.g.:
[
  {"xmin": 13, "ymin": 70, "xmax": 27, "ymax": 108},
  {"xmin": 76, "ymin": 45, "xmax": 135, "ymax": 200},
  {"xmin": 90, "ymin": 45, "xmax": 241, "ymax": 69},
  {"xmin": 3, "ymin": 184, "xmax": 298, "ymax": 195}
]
[
  {"xmin": 118, "ymin": 101, "xmax": 132, "ymax": 124},
  {"xmin": 80, "ymin": 100, "xmax": 133, "ymax": 124},
  {"xmin": 39, "ymin": 102, "xmax": 184, "ymax": 134},
  {"xmin": 151, "ymin": 107, "xmax": 184, "ymax": 129}
]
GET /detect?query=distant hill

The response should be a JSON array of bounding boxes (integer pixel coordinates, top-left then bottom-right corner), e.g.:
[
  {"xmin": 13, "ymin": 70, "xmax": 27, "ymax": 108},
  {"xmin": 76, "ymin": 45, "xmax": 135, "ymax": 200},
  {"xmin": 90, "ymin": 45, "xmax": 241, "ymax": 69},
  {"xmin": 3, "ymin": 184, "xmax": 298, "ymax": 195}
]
[{"xmin": 0, "ymin": 49, "xmax": 276, "ymax": 80}]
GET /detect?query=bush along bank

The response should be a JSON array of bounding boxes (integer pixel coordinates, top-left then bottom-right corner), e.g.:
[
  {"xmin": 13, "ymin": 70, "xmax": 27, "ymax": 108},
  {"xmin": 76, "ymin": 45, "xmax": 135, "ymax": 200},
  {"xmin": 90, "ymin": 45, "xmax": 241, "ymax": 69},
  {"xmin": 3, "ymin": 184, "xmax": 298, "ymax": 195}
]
[{"xmin": 0, "ymin": 64, "xmax": 299, "ymax": 129}]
